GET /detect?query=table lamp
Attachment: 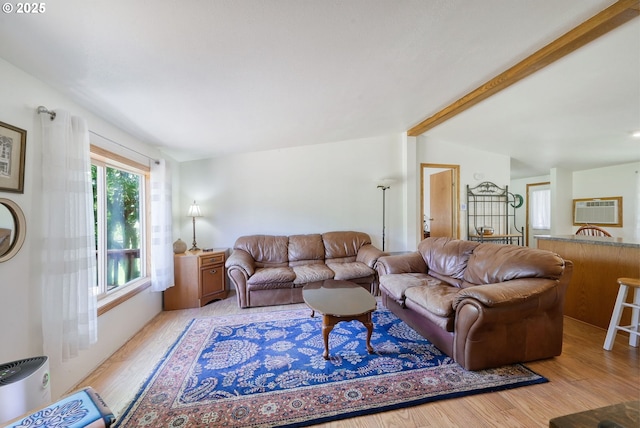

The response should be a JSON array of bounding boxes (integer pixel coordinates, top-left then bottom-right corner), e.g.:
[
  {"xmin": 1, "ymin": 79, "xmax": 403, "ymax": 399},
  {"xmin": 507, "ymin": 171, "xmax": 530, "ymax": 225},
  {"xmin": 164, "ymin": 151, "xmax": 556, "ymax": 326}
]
[{"xmin": 187, "ymin": 200, "xmax": 202, "ymax": 251}]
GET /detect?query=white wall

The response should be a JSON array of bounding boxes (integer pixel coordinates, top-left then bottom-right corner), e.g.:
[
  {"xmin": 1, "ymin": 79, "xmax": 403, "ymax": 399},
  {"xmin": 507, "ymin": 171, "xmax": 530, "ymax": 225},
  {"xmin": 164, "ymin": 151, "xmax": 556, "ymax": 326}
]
[
  {"xmin": 178, "ymin": 135, "xmax": 405, "ymax": 252},
  {"xmin": 402, "ymin": 134, "xmax": 420, "ymax": 249},
  {"xmin": 551, "ymin": 168, "xmax": 574, "ymax": 235},
  {"xmin": 0, "ymin": 58, "xmax": 165, "ymax": 398}
]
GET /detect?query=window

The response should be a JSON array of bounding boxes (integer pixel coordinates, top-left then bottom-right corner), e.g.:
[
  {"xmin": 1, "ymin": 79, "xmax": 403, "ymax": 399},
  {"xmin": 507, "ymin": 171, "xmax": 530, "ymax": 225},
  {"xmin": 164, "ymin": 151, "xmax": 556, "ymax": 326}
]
[
  {"xmin": 91, "ymin": 147, "xmax": 149, "ymax": 296},
  {"xmin": 531, "ymin": 189, "xmax": 551, "ymax": 230}
]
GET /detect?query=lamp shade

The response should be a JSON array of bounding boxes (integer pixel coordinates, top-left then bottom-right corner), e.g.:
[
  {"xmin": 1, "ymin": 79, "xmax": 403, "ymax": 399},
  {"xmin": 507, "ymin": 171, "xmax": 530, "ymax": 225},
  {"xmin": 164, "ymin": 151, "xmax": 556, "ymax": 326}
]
[{"xmin": 187, "ymin": 201, "xmax": 202, "ymax": 217}]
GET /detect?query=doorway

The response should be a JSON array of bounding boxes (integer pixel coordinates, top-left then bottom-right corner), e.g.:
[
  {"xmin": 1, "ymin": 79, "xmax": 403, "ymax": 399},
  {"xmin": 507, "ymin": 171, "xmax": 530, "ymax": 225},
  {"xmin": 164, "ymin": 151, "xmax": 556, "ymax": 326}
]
[
  {"xmin": 526, "ymin": 181, "xmax": 551, "ymax": 247},
  {"xmin": 420, "ymin": 163, "xmax": 460, "ymax": 241}
]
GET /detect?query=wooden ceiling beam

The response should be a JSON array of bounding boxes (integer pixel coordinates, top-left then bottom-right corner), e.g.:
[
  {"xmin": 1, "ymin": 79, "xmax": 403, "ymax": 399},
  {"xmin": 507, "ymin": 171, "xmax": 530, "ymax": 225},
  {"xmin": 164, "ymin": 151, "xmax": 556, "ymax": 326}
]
[{"xmin": 407, "ymin": 0, "xmax": 640, "ymax": 137}]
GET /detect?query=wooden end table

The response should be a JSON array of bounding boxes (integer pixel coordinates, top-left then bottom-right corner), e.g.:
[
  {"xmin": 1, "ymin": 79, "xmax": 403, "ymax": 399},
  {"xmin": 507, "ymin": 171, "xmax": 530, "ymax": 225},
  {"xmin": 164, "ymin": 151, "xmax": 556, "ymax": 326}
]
[{"xmin": 302, "ymin": 279, "xmax": 377, "ymax": 360}]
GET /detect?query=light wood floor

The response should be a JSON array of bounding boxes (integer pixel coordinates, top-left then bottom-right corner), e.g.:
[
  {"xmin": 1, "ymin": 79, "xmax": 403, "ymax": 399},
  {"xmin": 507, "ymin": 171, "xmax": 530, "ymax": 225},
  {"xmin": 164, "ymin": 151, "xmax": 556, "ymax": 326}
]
[{"xmin": 74, "ymin": 291, "xmax": 639, "ymax": 427}]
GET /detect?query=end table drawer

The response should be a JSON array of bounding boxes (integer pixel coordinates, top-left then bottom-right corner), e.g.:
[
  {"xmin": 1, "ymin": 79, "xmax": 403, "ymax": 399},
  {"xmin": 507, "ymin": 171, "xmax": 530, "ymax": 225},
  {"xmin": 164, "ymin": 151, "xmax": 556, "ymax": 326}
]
[{"xmin": 200, "ymin": 253, "xmax": 225, "ymax": 267}]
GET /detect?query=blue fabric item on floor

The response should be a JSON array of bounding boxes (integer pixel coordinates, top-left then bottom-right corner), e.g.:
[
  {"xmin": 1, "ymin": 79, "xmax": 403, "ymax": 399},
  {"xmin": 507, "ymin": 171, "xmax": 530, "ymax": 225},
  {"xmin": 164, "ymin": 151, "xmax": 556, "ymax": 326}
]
[{"xmin": 6, "ymin": 386, "xmax": 114, "ymax": 428}]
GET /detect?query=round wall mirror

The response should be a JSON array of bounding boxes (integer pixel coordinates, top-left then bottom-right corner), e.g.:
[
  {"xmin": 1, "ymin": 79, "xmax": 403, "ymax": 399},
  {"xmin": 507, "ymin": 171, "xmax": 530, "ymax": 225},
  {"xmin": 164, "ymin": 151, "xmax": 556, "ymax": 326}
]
[{"xmin": 0, "ymin": 198, "xmax": 26, "ymax": 262}]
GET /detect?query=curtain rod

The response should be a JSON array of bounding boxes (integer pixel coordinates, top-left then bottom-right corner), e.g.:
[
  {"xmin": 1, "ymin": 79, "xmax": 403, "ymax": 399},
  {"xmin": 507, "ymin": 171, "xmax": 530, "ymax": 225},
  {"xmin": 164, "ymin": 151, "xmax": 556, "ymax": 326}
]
[
  {"xmin": 37, "ymin": 105, "xmax": 56, "ymax": 120},
  {"xmin": 37, "ymin": 105, "xmax": 160, "ymax": 165}
]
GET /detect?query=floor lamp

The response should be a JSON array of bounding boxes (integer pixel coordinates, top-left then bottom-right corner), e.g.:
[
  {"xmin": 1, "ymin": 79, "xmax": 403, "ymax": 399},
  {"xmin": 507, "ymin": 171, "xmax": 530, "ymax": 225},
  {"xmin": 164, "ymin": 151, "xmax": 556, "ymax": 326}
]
[
  {"xmin": 187, "ymin": 200, "xmax": 202, "ymax": 251},
  {"xmin": 377, "ymin": 184, "xmax": 390, "ymax": 251}
]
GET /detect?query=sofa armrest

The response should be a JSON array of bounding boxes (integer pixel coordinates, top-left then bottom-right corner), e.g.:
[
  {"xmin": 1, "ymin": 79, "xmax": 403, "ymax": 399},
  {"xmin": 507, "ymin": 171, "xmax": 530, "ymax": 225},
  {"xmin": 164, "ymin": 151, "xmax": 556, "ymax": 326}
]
[
  {"xmin": 225, "ymin": 249, "xmax": 255, "ymax": 277},
  {"xmin": 453, "ymin": 278, "xmax": 559, "ymax": 309},
  {"xmin": 356, "ymin": 244, "xmax": 386, "ymax": 268},
  {"xmin": 225, "ymin": 249, "xmax": 256, "ymax": 309},
  {"xmin": 375, "ymin": 252, "xmax": 427, "ymax": 276},
  {"xmin": 453, "ymin": 277, "xmax": 568, "ymax": 370}
]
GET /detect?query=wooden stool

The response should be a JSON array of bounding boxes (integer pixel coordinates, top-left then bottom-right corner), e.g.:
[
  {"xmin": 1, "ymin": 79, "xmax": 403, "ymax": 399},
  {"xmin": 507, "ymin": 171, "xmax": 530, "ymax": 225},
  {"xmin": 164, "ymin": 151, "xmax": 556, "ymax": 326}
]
[{"xmin": 603, "ymin": 278, "xmax": 640, "ymax": 350}]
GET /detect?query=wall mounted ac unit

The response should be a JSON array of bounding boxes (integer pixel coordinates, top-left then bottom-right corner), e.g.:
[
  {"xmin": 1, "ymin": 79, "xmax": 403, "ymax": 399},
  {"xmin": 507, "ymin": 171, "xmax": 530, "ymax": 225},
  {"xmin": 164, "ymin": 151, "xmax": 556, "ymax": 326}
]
[
  {"xmin": 573, "ymin": 197, "xmax": 622, "ymax": 226},
  {"xmin": 0, "ymin": 356, "xmax": 51, "ymax": 424}
]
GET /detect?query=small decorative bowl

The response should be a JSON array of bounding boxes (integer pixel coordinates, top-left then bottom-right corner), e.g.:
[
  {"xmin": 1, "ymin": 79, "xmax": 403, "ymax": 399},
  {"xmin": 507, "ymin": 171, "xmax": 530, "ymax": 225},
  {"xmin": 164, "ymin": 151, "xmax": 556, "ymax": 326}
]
[{"xmin": 478, "ymin": 226, "xmax": 494, "ymax": 236}]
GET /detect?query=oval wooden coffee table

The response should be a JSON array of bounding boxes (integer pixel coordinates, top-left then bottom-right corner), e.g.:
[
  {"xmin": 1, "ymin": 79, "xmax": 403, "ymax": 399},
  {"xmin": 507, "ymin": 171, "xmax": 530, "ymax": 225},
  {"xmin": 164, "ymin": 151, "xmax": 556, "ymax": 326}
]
[{"xmin": 302, "ymin": 279, "xmax": 377, "ymax": 359}]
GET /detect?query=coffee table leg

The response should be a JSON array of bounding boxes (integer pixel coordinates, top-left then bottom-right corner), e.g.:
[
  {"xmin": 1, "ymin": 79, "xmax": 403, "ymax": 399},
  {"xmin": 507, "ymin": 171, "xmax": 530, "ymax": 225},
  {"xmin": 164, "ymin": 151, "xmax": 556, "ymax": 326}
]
[
  {"xmin": 322, "ymin": 316, "xmax": 335, "ymax": 360},
  {"xmin": 364, "ymin": 315, "xmax": 374, "ymax": 354},
  {"xmin": 320, "ymin": 313, "xmax": 374, "ymax": 359}
]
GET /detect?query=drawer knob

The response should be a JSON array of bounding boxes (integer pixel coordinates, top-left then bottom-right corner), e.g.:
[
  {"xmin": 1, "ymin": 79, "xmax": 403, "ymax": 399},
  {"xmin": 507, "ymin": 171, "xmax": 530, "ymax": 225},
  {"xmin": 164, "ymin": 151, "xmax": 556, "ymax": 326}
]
[{"xmin": 209, "ymin": 269, "xmax": 217, "ymax": 274}]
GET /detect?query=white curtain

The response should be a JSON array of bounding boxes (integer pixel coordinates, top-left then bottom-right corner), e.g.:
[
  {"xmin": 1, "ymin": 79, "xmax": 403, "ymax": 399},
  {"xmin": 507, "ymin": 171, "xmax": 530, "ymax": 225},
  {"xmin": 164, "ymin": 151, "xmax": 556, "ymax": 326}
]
[
  {"xmin": 41, "ymin": 110, "xmax": 97, "ymax": 362},
  {"xmin": 150, "ymin": 159, "xmax": 174, "ymax": 291},
  {"xmin": 531, "ymin": 189, "xmax": 551, "ymax": 230}
]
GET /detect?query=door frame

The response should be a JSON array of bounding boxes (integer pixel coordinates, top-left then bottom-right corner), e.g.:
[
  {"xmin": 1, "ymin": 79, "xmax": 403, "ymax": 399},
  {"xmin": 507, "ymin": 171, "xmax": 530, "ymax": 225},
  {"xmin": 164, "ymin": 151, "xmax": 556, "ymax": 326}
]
[
  {"xmin": 525, "ymin": 181, "xmax": 550, "ymax": 247},
  {"xmin": 420, "ymin": 163, "xmax": 460, "ymax": 241}
]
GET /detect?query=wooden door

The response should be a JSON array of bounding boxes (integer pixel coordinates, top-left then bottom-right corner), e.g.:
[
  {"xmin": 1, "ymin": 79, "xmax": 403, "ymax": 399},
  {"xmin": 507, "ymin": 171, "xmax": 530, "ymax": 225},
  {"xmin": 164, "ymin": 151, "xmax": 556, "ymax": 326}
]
[{"xmin": 429, "ymin": 169, "xmax": 454, "ymax": 237}]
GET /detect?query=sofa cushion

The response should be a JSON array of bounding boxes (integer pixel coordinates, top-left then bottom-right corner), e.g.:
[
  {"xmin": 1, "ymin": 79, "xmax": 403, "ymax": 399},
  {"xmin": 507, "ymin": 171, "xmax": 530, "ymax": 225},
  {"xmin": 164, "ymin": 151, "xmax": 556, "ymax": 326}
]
[
  {"xmin": 326, "ymin": 261, "xmax": 375, "ymax": 281},
  {"xmin": 234, "ymin": 235, "xmax": 289, "ymax": 268},
  {"xmin": 247, "ymin": 267, "xmax": 296, "ymax": 285},
  {"xmin": 322, "ymin": 231, "xmax": 371, "ymax": 262},
  {"xmin": 404, "ymin": 282, "xmax": 461, "ymax": 317},
  {"xmin": 463, "ymin": 244, "xmax": 565, "ymax": 285},
  {"xmin": 418, "ymin": 237, "xmax": 479, "ymax": 286},
  {"xmin": 404, "ymin": 298, "xmax": 455, "ymax": 332},
  {"xmin": 379, "ymin": 273, "xmax": 432, "ymax": 301},
  {"xmin": 288, "ymin": 234, "xmax": 325, "ymax": 266},
  {"xmin": 292, "ymin": 264, "xmax": 335, "ymax": 284}
]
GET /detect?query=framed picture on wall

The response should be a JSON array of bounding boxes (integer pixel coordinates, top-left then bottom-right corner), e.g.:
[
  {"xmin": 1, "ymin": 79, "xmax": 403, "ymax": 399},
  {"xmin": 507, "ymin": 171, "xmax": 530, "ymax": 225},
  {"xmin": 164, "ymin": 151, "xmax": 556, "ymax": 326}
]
[{"xmin": 0, "ymin": 120, "xmax": 27, "ymax": 193}]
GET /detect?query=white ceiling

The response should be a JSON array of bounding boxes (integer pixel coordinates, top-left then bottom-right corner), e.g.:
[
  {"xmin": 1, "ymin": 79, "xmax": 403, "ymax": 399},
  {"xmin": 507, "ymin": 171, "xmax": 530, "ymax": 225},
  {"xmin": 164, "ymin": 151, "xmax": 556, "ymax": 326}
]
[{"xmin": 0, "ymin": 0, "xmax": 638, "ymax": 178}]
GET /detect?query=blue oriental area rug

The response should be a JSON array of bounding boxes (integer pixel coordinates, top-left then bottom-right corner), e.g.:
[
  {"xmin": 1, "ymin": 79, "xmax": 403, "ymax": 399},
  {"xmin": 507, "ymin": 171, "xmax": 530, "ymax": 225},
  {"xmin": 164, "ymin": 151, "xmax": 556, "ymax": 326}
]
[{"xmin": 116, "ymin": 307, "xmax": 547, "ymax": 427}]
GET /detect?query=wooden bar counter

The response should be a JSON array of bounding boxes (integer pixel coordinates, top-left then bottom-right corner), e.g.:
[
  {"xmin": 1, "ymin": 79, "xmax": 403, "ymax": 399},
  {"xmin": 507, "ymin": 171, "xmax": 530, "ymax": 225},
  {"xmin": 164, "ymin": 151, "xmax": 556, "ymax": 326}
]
[{"xmin": 537, "ymin": 235, "xmax": 640, "ymax": 329}]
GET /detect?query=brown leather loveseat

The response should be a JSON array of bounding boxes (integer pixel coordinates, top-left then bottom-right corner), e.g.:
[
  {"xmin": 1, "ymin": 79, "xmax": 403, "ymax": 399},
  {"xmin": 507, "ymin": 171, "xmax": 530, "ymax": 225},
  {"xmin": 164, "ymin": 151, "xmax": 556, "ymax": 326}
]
[
  {"xmin": 226, "ymin": 231, "xmax": 384, "ymax": 308},
  {"xmin": 375, "ymin": 237, "xmax": 573, "ymax": 370}
]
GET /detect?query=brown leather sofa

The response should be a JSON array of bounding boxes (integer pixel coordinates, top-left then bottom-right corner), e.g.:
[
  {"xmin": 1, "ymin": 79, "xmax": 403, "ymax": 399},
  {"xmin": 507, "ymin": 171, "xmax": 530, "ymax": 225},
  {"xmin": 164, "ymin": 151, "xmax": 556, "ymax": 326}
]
[
  {"xmin": 375, "ymin": 237, "xmax": 573, "ymax": 370},
  {"xmin": 226, "ymin": 231, "xmax": 385, "ymax": 308}
]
